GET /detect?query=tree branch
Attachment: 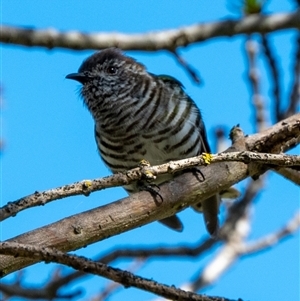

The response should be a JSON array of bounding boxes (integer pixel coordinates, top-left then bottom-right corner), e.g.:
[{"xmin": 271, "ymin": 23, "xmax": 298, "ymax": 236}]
[
  {"xmin": 171, "ymin": 50, "xmax": 202, "ymax": 84},
  {"xmin": 1, "ymin": 151, "xmax": 299, "ymax": 222},
  {"xmin": 0, "ymin": 114, "xmax": 299, "ymax": 277},
  {"xmin": 243, "ymin": 210, "xmax": 300, "ymax": 254},
  {"xmin": 1, "ymin": 113, "xmax": 299, "ymax": 222},
  {"xmin": 0, "ymin": 242, "xmax": 237, "ymax": 301},
  {"xmin": 193, "ymin": 177, "xmax": 263, "ymax": 289},
  {"xmin": 286, "ymin": 31, "xmax": 300, "ymax": 119},
  {"xmin": 245, "ymin": 37, "xmax": 268, "ymax": 132},
  {"xmin": 192, "ymin": 181, "xmax": 300, "ymax": 290},
  {"xmin": 0, "ymin": 278, "xmax": 81, "ymax": 300},
  {"xmin": 1, "ymin": 11, "xmax": 299, "ymax": 51},
  {"xmin": 275, "ymin": 167, "xmax": 300, "ymax": 185},
  {"xmin": 261, "ymin": 34, "xmax": 283, "ymax": 121}
]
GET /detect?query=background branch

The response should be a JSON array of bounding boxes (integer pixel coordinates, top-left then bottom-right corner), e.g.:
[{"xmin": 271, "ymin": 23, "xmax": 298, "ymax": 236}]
[
  {"xmin": 193, "ymin": 178, "xmax": 263, "ymax": 290},
  {"xmin": 261, "ymin": 34, "xmax": 282, "ymax": 121},
  {"xmin": 275, "ymin": 167, "xmax": 300, "ymax": 185},
  {"xmin": 192, "ymin": 180, "xmax": 300, "ymax": 290},
  {"xmin": 1, "ymin": 11, "xmax": 299, "ymax": 51},
  {"xmin": 286, "ymin": 31, "xmax": 300, "ymax": 118},
  {"xmin": 245, "ymin": 37, "xmax": 268, "ymax": 132},
  {"xmin": 243, "ymin": 210, "xmax": 300, "ymax": 254},
  {"xmin": 0, "ymin": 242, "xmax": 236, "ymax": 301}
]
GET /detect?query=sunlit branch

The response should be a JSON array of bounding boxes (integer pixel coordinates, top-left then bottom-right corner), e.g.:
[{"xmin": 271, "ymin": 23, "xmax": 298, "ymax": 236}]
[
  {"xmin": 1, "ymin": 151, "xmax": 299, "ymax": 222},
  {"xmin": 1, "ymin": 11, "xmax": 299, "ymax": 51},
  {"xmin": 0, "ymin": 115, "xmax": 299, "ymax": 277}
]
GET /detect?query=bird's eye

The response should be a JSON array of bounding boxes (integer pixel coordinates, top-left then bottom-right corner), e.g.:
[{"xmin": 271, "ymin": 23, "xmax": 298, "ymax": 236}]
[{"xmin": 106, "ymin": 66, "xmax": 117, "ymax": 75}]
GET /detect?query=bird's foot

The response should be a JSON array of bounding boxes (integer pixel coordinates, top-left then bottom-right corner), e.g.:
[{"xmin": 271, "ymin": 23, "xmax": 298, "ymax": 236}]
[{"xmin": 137, "ymin": 181, "xmax": 163, "ymax": 204}]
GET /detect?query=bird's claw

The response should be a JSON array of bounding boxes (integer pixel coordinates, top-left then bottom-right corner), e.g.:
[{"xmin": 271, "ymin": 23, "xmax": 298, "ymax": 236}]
[{"xmin": 137, "ymin": 181, "xmax": 163, "ymax": 204}]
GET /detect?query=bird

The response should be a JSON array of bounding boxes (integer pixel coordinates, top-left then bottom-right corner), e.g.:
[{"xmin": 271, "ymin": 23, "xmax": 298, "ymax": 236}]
[{"xmin": 66, "ymin": 48, "xmax": 221, "ymax": 235}]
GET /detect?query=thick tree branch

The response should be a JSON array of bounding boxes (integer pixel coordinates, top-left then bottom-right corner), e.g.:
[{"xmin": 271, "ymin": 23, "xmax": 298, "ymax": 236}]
[
  {"xmin": 0, "ymin": 114, "xmax": 299, "ymax": 277},
  {"xmin": 1, "ymin": 113, "xmax": 299, "ymax": 222},
  {"xmin": 245, "ymin": 113, "xmax": 300, "ymax": 152},
  {"xmin": 1, "ymin": 11, "xmax": 299, "ymax": 51}
]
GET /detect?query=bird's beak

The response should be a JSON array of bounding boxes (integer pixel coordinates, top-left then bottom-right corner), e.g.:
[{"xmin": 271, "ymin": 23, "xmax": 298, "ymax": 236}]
[{"xmin": 66, "ymin": 72, "xmax": 89, "ymax": 84}]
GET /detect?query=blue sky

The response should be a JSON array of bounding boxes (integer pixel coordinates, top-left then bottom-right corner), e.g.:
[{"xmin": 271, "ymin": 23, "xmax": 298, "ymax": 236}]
[{"xmin": 1, "ymin": 1, "xmax": 299, "ymax": 300}]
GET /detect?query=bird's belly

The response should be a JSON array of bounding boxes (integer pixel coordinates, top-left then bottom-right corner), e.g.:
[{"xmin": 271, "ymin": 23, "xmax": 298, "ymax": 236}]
[{"xmin": 100, "ymin": 129, "xmax": 200, "ymax": 193}]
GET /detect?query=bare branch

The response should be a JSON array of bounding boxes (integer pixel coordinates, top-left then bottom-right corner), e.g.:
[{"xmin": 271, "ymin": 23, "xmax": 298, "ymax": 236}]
[
  {"xmin": 243, "ymin": 210, "xmax": 300, "ymax": 254},
  {"xmin": 3, "ymin": 151, "xmax": 299, "ymax": 222},
  {"xmin": 245, "ymin": 113, "xmax": 300, "ymax": 153},
  {"xmin": 245, "ymin": 37, "xmax": 268, "ymax": 132},
  {"xmin": 0, "ymin": 242, "xmax": 237, "ymax": 301},
  {"xmin": 286, "ymin": 31, "xmax": 300, "ymax": 118},
  {"xmin": 0, "ymin": 114, "xmax": 299, "ymax": 277},
  {"xmin": 193, "ymin": 178, "xmax": 264, "ymax": 290},
  {"xmin": 1, "ymin": 151, "xmax": 299, "ymax": 222},
  {"xmin": 261, "ymin": 34, "xmax": 282, "ymax": 121},
  {"xmin": 1, "ymin": 11, "xmax": 299, "ymax": 51},
  {"xmin": 96, "ymin": 260, "xmax": 145, "ymax": 301},
  {"xmin": 0, "ymin": 280, "xmax": 81, "ymax": 300},
  {"xmin": 25, "ymin": 237, "xmax": 215, "ymax": 299},
  {"xmin": 172, "ymin": 50, "xmax": 201, "ymax": 84},
  {"xmin": 99, "ymin": 238, "xmax": 215, "ymax": 264},
  {"xmin": 193, "ymin": 185, "xmax": 300, "ymax": 290},
  {"xmin": 0, "ymin": 159, "xmax": 249, "ymax": 277},
  {"xmin": 275, "ymin": 167, "xmax": 300, "ymax": 185}
]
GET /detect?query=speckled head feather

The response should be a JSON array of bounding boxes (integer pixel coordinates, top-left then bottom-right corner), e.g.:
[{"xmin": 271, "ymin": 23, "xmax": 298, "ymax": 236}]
[{"xmin": 78, "ymin": 48, "xmax": 144, "ymax": 73}]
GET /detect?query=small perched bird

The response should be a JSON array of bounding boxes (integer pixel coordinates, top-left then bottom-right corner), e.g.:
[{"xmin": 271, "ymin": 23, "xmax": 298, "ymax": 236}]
[{"xmin": 66, "ymin": 48, "xmax": 220, "ymax": 235}]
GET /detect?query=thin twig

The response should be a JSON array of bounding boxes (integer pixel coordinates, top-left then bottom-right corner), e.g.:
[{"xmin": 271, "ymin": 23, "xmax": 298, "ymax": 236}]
[
  {"xmin": 0, "ymin": 276, "xmax": 81, "ymax": 300},
  {"xmin": 261, "ymin": 34, "xmax": 282, "ymax": 121},
  {"xmin": 286, "ymin": 31, "xmax": 300, "ymax": 118},
  {"xmin": 172, "ymin": 50, "xmax": 201, "ymax": 84},
  {"xmin": 99, "ymin": 238, "xmax": 215, "ymax": 264},
  {"xmin": 1, "ymin": 151, "xmax": 299, "ymax": 222},
  {"xmin": 245, "ymin": 36, "xmax": 268, "ymax": 132}
]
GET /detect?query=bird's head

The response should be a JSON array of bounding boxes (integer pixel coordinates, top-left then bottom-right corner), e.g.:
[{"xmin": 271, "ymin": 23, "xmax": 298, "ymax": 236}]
[{"xmin": 66, "ymin": 48, "xmax": 147, "ymax": 111}]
